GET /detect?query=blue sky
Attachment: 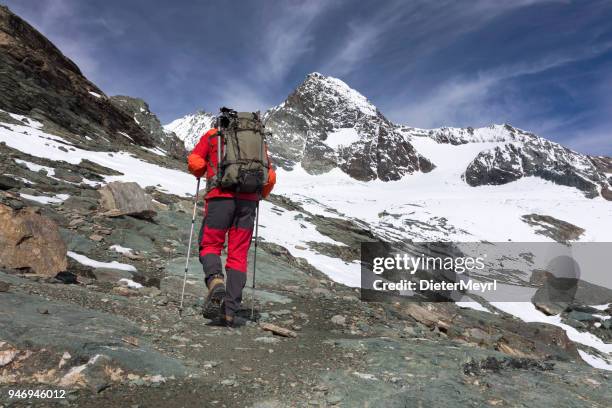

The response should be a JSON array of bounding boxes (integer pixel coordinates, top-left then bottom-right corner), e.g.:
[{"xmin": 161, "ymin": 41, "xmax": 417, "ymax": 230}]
[{"xmin": 4, "ymin": 0, "xmax": 612, "ymax": 155}]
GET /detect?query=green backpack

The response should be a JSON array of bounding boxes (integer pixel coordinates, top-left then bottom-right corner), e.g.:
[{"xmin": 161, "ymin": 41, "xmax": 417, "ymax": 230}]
[{"xmin": 213, "ymin": 110, "xmax": 269, "ymax": 194}]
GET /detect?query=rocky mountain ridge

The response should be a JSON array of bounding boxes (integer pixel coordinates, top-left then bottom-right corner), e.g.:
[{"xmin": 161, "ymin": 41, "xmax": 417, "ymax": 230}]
[
  {"xmin": 0, "ymin": 6, "xmax": 156, "ymax": 149},
  {"xmin": 110, "ymin": 95, "xmax": 187, "ymax": 160}
]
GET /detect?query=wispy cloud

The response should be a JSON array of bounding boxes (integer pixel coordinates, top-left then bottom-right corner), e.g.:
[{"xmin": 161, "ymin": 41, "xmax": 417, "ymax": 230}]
[
  {"xmin": 562, "ymin": 128, "xmax": 612, "ymax": 155},
  {"xmin": 210, "ymin": 80, "xmax": 273, "ymax": 113},
  {"xmin": 256, "ymin": 0, "xmax": 329, "ymax": 82},
  {"xmin": 387, "ymin": 42, "xmax": 612, "ymax": 129},
  {"xmin": 320, "ymin": 0, "xmax": 549, "ymax": 80},
  {"xmin": 319, "ymin": 2, "xmax": 403, "ymax": 77}
]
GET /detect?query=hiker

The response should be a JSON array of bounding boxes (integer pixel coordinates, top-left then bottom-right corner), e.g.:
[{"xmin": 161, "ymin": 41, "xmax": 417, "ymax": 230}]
[{"xmin": 187, "ymin": 108, "xmax": 276, "ymax": 327}]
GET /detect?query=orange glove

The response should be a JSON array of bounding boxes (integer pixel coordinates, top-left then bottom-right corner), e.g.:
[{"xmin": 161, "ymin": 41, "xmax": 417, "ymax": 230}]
[
  {"xmin": 262, "ymin": 167, "xmax": 276, "ymax": 198},
  {"xmin": 187, "ymin": 153, "xmax": 207, "ymax": 178}
]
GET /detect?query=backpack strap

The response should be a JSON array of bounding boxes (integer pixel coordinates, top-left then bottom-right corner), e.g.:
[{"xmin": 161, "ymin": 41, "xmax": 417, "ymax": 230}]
[{"xmin": 205, "ymin": 129, "xmax": 222, "ymax": 192}]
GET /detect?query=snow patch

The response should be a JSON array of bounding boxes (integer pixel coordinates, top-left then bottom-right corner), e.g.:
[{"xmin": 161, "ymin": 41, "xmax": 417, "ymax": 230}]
[
  {"xmin": 258, "ymin": 199, "xmax": 360, "ymax": 287},
  {"xmin": 0, "ymin": 117, "xmax": 196, "ymax": 196},
  {"xmin": 67, "ymin": 251, "xmax": 137, "ymax": 272},
  {"xmin": 14, "ymin": 159, "xmax": 55, "ymax": 175},
  {"xmin": 578, "ymin": 350, "xmax": 612, "ymax": 371},
  {"xmin": 19, "ymin": 193, "xmax": 69, "ymax": 204},
  {"xmin": 324, "ymin": 128, "xmax": 361, "ymax": 149},
  {"xmin": 142, "ymin": 146, "xmax": 167, "ymax": 156},
  {"xmin": 110, "ymin": 245, "xmax": 133, "ymax": 255},
  {"xmin": 119, "ymin": 278, "xmax": 143, "ymax": 289},
  {"xmin": 455, "ymin": 301, "xmax": 492, "ymax": 313}
]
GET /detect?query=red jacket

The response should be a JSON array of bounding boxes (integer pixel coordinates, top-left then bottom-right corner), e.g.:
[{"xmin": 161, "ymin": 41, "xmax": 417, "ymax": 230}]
[{"xmin": 187, "ymin": 128, "xmax": 276, "ymax": 200}]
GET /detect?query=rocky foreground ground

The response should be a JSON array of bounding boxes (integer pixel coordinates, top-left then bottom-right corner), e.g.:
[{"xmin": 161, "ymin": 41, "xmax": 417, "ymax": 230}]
[{"xmin": 0, "ymin": 146, "xmax": 611, "ymax": 408}]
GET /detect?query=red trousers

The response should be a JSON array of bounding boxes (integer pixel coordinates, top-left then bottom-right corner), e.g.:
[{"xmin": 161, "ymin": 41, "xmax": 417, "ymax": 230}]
[{"xmin": 199, "ymin": 198, "xmax": 257, "ymax": 316}]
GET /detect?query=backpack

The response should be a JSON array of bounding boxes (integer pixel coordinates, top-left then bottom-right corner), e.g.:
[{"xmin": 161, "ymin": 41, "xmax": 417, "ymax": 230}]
[{"xmin": 211, "ymin": 110, "xmax": 269, "ymax": 194}]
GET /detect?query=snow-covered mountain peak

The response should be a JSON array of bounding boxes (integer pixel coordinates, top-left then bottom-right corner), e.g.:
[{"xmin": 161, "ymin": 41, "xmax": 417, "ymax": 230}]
[
  {"xmin": 298, "ymin": 72, "xmax": 378, "ymax": 119},
  {"xmin": 163, "ymin": 110, "xmax": 215, "ymax": 150},
  {"xmin": 264, "ymin": 73, "xmax": 432, "ymax": 180}
]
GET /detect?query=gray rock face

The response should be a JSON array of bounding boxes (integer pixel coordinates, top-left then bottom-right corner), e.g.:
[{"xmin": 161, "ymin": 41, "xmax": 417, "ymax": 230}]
[
  {"xmin": 0, "ymin": 6, "xmax": 155, "ymax": 147},
  {"xmin": 521, "ymin": 214, "xmax": 585, "ymax": 242},
  {"xmin": 264, "ymin": 73, "xmax": 433, "ymax": 180},
  {"xmin": 99, "ymin": 181, "xmax": 156, "ymax": 219},
  {"xmin": 0, "ymin": 174, "xmax": 21, "ymax": 190},
  {"xmin": 590, "ymin": 156, "xmax": 612, "ymax": 200},
  {"xmin": 462, "ymin": 129, "xmax": 608, "ymax": 198},
  {"xmin": 110, "ymin": 95, "xmax": 187, "ymax": 160}
]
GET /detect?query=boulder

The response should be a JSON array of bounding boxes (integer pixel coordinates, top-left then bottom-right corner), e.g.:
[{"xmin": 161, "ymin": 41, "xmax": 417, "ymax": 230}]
[
  {"xmin": 0, "ymin": 174, "xmax": 21, "ymax": 190},
  {"xmin": 0, "ymin": 204, "xmax": 67, "ymax": 276},
  {"xmin": 99, "ymin": 181, "xmax": 156, "ymax": 219}
]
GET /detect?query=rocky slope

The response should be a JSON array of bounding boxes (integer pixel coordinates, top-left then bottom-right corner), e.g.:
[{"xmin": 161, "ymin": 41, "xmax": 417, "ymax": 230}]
[
  {"xmin": 0, "ymin": 5, "xmax": 156, "ymax": 148},
  {"xmin": 110, "ymin": 95, "xmax": 187, "ymax": 160}
]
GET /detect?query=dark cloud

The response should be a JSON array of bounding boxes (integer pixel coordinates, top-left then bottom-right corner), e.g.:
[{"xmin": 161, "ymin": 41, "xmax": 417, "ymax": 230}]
[{"xmin": 4, "ymin": 0, "xmax": 611, "ymax": 154}]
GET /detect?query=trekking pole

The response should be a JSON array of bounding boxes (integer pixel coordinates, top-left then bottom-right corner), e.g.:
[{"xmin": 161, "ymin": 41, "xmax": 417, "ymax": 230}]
[
  {"xmin": 179, "ymin": 177, "xmax": 201, "ymax": 318},
  {"xmin": 250, "ymin": 201, "xmax": 260, "ymax": 321}
]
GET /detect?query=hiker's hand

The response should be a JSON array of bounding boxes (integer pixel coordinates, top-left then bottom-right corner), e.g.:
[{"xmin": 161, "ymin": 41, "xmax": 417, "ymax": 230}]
[{"xmin": 188, "ymin": 153, "xmax": 207, "ymax": 178}]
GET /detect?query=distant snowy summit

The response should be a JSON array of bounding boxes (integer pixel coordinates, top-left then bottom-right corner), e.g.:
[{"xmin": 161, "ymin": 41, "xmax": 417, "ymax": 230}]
[
  {"xmin": 166, "ymin": 73, "xmax": 611, "ymax": 200},
  {"xmin": 398, "ymin": 123, "xmax": 611, "ymax": 199},
  {"xmin": 164, "ymin": 110, "xmax": 216, "ymax": 150},
  {"xmin": 264, "ymin": 72, "xmax": 434, "ymax": 181}
]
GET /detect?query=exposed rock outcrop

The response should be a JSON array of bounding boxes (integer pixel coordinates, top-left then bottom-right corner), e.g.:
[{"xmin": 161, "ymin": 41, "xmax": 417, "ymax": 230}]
[
  {"xmin": 0, "ymin": 6, "xmax": 154, "ymax": 147},
  {"xmin": 0, "ymin": 204, "xmax": 67, "ymax": 276},
  {"xmin": 521, "ymin": 214, "xmax": 585, "ymax": 242},
  {"xmin": 99, "ymin": 181, "xmax": 156, "ymax": 219},
  {"xmin": 110, "ymin": 96, "xmax": 187, "ymax": 160},
  {"xmin": 461, "ymin": 128, "xmax": 608, "ymax": 198}
]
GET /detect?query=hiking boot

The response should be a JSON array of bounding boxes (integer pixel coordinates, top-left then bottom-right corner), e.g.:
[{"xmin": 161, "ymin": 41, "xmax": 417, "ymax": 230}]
[
  {"xmin": 218, "ymin": 302, "xmax": 234, "ymax": 328},
  {"xmin": 222, "ymin": 313, "xmax": 235, "ymax": 328},
  {"xmin": 202, "ymin": 275, "xmax": 225, "ymax": 319}
]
